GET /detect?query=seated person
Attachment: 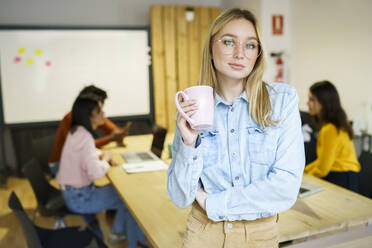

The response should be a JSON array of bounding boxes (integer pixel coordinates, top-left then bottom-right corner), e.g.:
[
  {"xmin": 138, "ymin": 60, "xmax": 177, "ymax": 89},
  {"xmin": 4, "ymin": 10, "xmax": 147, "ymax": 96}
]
[
  {"xmin": 304, "ymin": 80, "xmax": 360, "ymax": 192},
  {"xmin": 49, "ymin": 85, "xmax": 128, "ymax": 176},
  {"xmin": 56, "ymin": 97, "xmax": 146, "ymax": 247}
]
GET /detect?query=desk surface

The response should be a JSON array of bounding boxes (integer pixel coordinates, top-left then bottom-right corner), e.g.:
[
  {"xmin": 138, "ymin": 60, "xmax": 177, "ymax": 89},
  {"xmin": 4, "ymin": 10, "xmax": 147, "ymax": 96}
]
[{"xmin": 105, "ymin": 134, "xmax": 372, "ymax": 248}]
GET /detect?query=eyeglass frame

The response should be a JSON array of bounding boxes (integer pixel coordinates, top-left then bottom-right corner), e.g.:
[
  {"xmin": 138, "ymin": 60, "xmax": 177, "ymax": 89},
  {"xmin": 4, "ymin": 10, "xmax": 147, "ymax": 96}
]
[{"xmin": 214, "ymin": 37, "xmax": 262, "ymax": 59}]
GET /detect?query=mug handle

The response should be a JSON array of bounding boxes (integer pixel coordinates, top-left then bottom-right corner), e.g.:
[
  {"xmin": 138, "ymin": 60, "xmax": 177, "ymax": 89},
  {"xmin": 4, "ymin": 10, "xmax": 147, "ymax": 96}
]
[{"xmin": 174, "ymin": 91, "xmax": 195, "ymax": 127}]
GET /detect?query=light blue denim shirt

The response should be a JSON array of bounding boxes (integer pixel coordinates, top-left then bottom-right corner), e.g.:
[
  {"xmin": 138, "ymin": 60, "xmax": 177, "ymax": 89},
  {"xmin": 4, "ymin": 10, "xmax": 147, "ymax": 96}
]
[{"xmin": 167, "ymin": 82, "xmax": 305, "ymax": 222}]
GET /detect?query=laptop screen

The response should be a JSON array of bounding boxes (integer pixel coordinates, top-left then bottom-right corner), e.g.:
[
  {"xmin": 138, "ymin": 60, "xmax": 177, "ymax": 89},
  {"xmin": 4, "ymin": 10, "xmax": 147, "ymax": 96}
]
[{"xmin": 151, "ymin": 125, "xmax": 167, "ymax": 158}]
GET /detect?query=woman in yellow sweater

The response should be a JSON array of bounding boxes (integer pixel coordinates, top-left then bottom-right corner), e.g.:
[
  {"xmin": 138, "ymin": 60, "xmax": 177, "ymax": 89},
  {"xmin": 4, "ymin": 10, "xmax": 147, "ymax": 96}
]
[{"xmin": 305, "ymin": 81, "xmax": 360, "ymax": 192}]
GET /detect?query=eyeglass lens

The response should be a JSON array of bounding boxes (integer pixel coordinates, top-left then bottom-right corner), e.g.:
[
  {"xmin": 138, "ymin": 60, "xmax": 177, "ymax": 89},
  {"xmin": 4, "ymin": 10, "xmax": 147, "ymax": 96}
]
[{"xmin": 218, "ymin": 37, "xmax": 261, "ymax": 58}]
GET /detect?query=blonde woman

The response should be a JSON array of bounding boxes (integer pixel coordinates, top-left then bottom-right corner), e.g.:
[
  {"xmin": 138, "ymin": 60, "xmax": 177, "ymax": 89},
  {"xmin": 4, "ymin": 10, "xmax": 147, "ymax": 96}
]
[{"xmin": 167, "ymin": 8, "xmax": 305, "ymax": 248}]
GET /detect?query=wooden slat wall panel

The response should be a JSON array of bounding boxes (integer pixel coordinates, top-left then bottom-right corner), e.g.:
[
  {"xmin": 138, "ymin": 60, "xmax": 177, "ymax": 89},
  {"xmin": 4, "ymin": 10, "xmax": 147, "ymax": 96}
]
[
  {"xmin": 150, "ymin": 6, "xmax": 167, "ymax": 128},
  {"xmin": 163, "ymin": 6, "xmax": 178, "ymax": 132},
  {"xmin": 211, "ymin": 7, "xmax": 221, "ymax": 22},
  {"xmin": 151, "ymin": 5, "xmax": 220, "ymax": 131},
  {"xmin": 187, "ymin": 7, "xmax": 200, "ymax": 87},
  {"xmin": 199, "ymin": 8, "xmax": 210, "ymax": 56},
  {"xmin": 176, "ymin": 7, "xmax": 189, "ymax": 91}
]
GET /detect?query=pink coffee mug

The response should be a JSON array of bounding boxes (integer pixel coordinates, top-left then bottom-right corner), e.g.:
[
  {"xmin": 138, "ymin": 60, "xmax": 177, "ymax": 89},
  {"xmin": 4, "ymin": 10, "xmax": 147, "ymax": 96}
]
[{"xmin": 174, "ymin": 85, "xmax": 214, "ymax": 130}]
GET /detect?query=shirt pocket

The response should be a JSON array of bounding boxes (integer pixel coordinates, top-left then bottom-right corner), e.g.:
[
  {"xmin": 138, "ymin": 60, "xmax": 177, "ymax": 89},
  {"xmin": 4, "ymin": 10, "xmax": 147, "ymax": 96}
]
[
  {"xmin": 200, "ymin": 129, "xmax": 219, "ymax": 166},
  {"xmin": 247, "ymin": 126, "xmax": 278, "ymax": 166}
]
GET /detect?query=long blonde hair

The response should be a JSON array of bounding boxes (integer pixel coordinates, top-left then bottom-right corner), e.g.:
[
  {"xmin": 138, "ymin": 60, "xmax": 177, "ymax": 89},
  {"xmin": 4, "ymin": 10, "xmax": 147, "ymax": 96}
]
[{"xmin": 198, "ymin": 8, "xmax": 276, "ymax": 128}]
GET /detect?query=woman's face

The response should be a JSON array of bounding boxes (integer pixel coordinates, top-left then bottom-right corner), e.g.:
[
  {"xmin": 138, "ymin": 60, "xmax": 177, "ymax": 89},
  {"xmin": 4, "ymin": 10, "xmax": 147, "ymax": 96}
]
[
  {"xmin": 90, "ymin": 102, "xmax": 105, "ymax": 129},
  {"xmin": 307, "ymin": 92, "xmax": 322, "ymax": 117},
  {"xmin": 212, "ymin": 18, "xmax": 260, "ymax": 83}
]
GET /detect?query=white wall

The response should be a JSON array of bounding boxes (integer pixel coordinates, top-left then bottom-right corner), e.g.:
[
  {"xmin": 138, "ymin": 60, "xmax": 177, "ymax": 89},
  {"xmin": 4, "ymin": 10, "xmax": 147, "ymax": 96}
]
[
  {"xmin": 261, "ymin": 0, "xmax": 291, "ymax": 83},
  {"xmin": 221, "ymin": 0, "xmax": 261, "ymax": 21},
  {"xmin": 291, "ymin": 0, "xmax": 372, "ymax": 132},
  {"xmin": 0, "ymin": 0, "xmax": 221, "ymax": 26}
]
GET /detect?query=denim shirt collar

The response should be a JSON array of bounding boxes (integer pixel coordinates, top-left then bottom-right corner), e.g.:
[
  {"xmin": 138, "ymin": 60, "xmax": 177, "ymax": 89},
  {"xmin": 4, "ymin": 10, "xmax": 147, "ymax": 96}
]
[{"xmin": 215, "ymin": 91, "xmax": 248, "ymax": 107}]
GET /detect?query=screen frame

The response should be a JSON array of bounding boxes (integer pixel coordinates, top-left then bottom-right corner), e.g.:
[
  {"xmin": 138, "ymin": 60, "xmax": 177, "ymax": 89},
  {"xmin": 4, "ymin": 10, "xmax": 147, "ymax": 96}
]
[{"xmin": 0, "ymin": 25, "xmax": 154, "ymax": 128}]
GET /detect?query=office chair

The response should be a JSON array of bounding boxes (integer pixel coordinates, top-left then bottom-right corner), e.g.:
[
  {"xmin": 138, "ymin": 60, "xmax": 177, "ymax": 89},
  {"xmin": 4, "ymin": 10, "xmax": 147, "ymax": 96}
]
[
  {"xmin": 358, "ymin": 135, "xmax": 372, "ymax": 198},
  {"xmin": 8, "ymin": 191, "xmax": 107, "ymax": 248},
  {"xmin": 22, "ymin": 158, "xmax": 98, "ymax": 231},
  {"xmin": 150, "ymin": 124, "xmax": 167, "ymax": 158},
  {"xmin": 31, "ymin": 135, "xmax": 56, "ymax": 176},
  {"xmin": 300, "ymin": 111, "xmax": 318, "ymax": 165}
]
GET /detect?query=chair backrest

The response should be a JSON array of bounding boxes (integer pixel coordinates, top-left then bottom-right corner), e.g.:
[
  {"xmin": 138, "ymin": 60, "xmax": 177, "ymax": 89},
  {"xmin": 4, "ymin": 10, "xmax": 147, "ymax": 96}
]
[
  {"xmin": 31, "ymin": 135, "xmax": 56, "ymax": 174},
  {"xmin": 358, "ymin": 152, "xmax": 372, "ymax": 198},
  {"xmin": 151, "ymin": 124, "xmax": 167, "ymax": 158},
  {"xmin": 23, "ymin": 158, "xmax": 52, "ymax": 206},
  {"xmin": 300, "ymin": 111, "xmax": 318, "ymax": 164},
  {"xmin": 8, "ymin": 192, "xmax": 43, "ymax": 248}
]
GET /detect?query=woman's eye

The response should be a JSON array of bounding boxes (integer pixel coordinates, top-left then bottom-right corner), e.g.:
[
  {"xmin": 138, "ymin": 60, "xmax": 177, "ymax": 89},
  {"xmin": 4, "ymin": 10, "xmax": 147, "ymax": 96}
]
[
  {"xmin": 246, "ymin": 43, "xmax": 257, "ymax": 49},
  {"xmin": 223, "ymin": 39, "xmax": 234, "ymax": 47}
]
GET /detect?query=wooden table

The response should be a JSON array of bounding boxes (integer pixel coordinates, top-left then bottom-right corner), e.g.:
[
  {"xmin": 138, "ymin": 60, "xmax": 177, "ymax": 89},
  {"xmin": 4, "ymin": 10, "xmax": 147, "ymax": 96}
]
[
  {"xmin": 103, "ymin": 134, "xmax": 188, "ymax": 248},
  {"xmin": 279, "ymin": 175, "xmax": 372, "ymax": 242},
  {"xmin": 103, "ymin": 134, "xmax": 372, "ymax": 247}
]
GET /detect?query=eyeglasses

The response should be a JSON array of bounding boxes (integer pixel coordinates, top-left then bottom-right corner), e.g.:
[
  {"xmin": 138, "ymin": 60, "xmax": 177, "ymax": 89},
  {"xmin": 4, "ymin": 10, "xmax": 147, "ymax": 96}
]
[{"xmin": 215, "ymin": 37, "xmax": 261, "ymax": 59}]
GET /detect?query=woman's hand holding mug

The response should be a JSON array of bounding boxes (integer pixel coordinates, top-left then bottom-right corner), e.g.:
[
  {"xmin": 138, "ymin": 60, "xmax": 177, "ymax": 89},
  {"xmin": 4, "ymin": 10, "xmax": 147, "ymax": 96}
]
[
  {"xmin": 176, "ymin": 98, "xmax": 199, "ymax": 147},
  {"xmin": 175, "ymin": 86, "xmax": 214, "ymax": 147}
]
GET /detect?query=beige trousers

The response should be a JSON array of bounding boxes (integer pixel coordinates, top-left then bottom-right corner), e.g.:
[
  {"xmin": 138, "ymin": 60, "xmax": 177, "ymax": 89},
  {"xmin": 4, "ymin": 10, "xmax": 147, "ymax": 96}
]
[{"xmin": 183, "ymin": 202, "xmax": 279, "ymax": 248}]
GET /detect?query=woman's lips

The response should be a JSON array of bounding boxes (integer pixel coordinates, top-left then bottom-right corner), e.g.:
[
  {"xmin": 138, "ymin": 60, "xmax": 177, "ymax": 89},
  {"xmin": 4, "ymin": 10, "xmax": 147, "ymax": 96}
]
[{"xmin": 228, "ymin": 63, "xmax": 245, "ymax": 70}]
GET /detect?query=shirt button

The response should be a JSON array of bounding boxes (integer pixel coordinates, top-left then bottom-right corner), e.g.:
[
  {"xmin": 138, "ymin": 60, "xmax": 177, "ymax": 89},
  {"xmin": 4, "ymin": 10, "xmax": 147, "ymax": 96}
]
[
  {"xmin": 193, "ymin": 156, "xmax": 197, "ymax": 161},
  {"xmin": 219, "ymin": 216, "xmax": 224, "ymax": 220},
  {"xmin": 235, "ymin": 176, "xmax": 239, "ymax": 181},
  {"xmin": 232, "ymin": 152, "xmax": 236, "ymax": 156},
  {"xmin": 230, "ymin": 129, "xmax": 235, "ymax": 134},
  {"xmin": 231, "ymin": 107, "xmax": 234, "ymax": 112},
  {"xmin": 227, "ymin": 223, "xmax": 233, "ymax": 229}
]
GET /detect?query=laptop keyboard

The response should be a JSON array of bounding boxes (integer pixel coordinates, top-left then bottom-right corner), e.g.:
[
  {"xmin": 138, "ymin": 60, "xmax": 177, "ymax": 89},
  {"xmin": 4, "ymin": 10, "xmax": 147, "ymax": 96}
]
[{"xmin": 137, "ymin": 152, "xmax": 155, "ymax": 160}]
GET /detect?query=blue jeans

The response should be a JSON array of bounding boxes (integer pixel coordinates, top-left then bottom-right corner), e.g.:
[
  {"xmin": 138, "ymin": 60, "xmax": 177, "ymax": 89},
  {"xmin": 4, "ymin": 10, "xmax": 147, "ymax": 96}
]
[{"xmin": 61, "ymin": 184, "xmax": 146, "ymax": 248}]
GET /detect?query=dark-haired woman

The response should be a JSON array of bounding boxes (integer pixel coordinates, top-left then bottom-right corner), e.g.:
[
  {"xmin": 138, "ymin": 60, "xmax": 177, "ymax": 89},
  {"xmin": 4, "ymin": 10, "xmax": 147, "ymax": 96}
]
[
  {"xmin": 305, "ymin": 81, "xmax": 360, "ymax": 192},
  {"xmin": 56, "ymin": 98, "xmax": 146, "ymax": 247}
]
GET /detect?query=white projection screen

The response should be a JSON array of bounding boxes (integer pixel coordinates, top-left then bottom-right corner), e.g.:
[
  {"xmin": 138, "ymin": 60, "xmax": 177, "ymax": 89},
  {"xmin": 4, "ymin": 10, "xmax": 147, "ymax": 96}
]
[{"xmin": 0, "ymin": 28, "xmax": 152, "ymax": 125}]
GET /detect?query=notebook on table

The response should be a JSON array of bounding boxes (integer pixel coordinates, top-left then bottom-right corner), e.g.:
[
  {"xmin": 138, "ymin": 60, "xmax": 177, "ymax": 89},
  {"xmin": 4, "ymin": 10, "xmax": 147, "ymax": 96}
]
[
  {"xmin": 122, "ymin": 160, "xmax": 168, "ymax": 173},
  {"xmin": 121, "ymin": 125, "xmax": 168, "ymax": 173}
]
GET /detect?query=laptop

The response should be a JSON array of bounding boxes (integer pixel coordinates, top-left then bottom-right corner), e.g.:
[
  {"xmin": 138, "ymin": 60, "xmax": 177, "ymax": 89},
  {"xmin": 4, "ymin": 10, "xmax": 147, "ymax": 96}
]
[
  {"xmin": 121, "ymin": 125, "xmax": 167, "ymax": 164},
  {"xmin": 298, "ymin": 181, "xmax": 324, "ymax": 198}
]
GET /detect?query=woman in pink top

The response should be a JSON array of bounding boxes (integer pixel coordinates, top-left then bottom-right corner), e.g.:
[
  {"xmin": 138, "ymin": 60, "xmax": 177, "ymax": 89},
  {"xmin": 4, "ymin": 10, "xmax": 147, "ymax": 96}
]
[{"xmin": 57, "ymin": 97, "xmax": 146, "ymax": 248}]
